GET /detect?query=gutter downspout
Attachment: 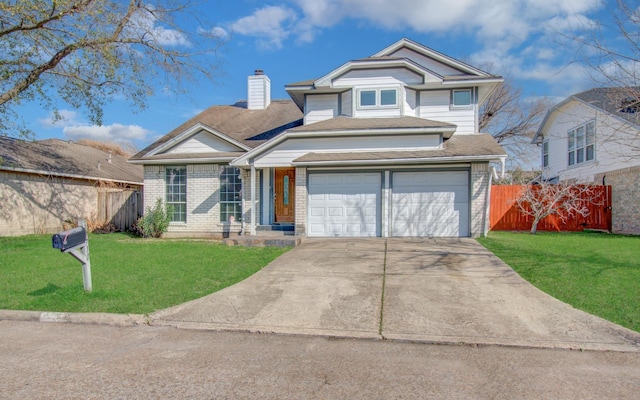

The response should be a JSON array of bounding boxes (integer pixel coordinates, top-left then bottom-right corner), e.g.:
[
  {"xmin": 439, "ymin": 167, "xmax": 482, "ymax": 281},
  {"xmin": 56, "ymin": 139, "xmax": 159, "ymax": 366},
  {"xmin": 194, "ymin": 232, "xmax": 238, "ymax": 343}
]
[{"xmin": 250, "ymin": 165, "xmax": 257, "ymax": 236}]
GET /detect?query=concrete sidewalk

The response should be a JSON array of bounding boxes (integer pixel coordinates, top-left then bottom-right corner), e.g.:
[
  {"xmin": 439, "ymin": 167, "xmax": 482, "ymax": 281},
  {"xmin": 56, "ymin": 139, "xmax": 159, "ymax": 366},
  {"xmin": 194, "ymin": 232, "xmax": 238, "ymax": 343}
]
[{"xmin": 150, "ymin": 238, "xmax": 640, "ymax": 352}]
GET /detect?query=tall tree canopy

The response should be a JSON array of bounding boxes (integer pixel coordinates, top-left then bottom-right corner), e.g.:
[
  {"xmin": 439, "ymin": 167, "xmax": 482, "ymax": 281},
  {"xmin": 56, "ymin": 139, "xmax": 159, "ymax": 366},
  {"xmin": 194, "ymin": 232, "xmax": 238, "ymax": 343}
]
[{"xmin": 0, "ymin": 0, "xmax": 223, "ymax": 136}]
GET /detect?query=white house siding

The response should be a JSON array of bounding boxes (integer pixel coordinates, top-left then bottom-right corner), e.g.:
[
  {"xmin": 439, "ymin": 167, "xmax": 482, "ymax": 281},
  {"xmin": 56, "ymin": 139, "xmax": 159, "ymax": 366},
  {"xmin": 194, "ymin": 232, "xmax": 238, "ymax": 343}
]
[
  {"xmin": 254, "ymin": 135, "xmax": 442, "ymax": 168},
  {"xmin": 332, "ymin": 68, "xmax": 423, "ymax": 87},
  {"xmin": 388, "ymin": 48, "xmax": 465, "ymax": 76},
  {"xmin": 341, "ymin": 90, "xmax": 353, "ymax": 116},
  {"xmin": 0, "ymin": 170, "xmax": 97, "ymax": 236},
  {"xmin": 404, "ymin": 88, "xmax": 417, "ymax": 117},
  {"xmin": 165, "ymin": 131, "xmax": 243, "ymax": 154},
  {"xmin": 542, "ymin": 102, "xmax": 640, "ymax": 182},
  {"xmin": 305, "ymin": 94, "xmax": 339, "ymax": 125},
  {"xmin": 470, "ymin": 163, "xmax": 491, "ymax": 237},
  {"xmin": 419, "ymin": 91, "xmax": 476, "ymax": 134}
]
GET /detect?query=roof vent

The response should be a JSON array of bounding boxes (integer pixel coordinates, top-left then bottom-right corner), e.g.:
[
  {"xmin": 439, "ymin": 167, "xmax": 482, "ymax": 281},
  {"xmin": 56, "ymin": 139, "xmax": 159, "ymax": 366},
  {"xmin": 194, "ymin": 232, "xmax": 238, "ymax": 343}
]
[{"xmin": 247, "ymin": 70, "xmax": 270, "ymax": 110}]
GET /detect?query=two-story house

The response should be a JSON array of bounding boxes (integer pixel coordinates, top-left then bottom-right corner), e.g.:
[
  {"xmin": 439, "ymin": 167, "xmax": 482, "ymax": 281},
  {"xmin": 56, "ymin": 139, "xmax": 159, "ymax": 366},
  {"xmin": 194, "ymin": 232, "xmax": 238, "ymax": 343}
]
[
  {"xmin": 533, "ymin": 87, "xmax": 640, "ymax": 234},
  {"xmin": 129, "ymin": 38, "xmax": 507, "ymax": 238}
]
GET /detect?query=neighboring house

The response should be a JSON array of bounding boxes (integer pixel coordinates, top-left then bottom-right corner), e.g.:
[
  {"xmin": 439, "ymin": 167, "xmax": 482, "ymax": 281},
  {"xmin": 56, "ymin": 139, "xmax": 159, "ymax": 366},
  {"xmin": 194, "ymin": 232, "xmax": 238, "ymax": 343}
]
[
  {"xmin": 130, "ymin": 38, "xmax": 507, "ymax": 238},
  {"xmin": 533, "ymin": 87, "xmax": 640, "ymax": 234},
  {"xmin": 0, "ymin": 137, "xmax": 143, "ymax": 236}
]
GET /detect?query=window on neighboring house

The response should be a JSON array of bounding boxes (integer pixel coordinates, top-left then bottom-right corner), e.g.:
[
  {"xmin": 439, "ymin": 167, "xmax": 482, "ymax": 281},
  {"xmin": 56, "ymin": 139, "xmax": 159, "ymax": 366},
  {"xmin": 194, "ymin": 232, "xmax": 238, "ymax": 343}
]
[
  {"xmin": 452, "ymin": 89, "xmax": 472, "ymax": 107},
  {"xmin": 543, "ymin": 141, "xmax": 549, "ymax": 167},
  {"xmin": 220, "ymin": 166, "xmax": 242, "ymax": 222},
  {"xmin": 357, "ymin": 88, "xmax": 398, "ymax": 108},
  {"xmin": 567, "ymin": 121, "xmax": 595, "ymax": 166},
  {"xmin": 166, "ymin": 166, "xmax": 186, "ymax": 222}
]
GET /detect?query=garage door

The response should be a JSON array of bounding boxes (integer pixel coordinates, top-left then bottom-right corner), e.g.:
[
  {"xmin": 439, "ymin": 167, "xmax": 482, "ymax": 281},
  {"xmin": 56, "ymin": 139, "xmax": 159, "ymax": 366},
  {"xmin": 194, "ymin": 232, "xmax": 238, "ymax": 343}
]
[
  {"xmin": 308, "ymin": 172, "xmax": 381, "ymax": 237},
  {"xmin": 392, "ymin": 171, "xmax": 469, "ymax": 237}
]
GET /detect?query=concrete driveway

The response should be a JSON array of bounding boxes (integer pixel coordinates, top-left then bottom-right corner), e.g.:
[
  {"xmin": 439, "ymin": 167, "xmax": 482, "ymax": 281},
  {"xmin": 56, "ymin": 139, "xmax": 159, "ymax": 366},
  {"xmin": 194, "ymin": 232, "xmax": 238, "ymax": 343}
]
[{"xmin": 151, "ymin": 238, "xmax": 640, "ymax": 351}]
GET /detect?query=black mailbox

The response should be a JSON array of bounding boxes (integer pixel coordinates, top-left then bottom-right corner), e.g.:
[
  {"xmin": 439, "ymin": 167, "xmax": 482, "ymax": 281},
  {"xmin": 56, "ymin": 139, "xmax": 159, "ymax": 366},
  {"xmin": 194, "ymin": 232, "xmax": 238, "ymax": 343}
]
[{"xmin": 52, "ymin": 227, "xmax": 86, "ymax": 252}]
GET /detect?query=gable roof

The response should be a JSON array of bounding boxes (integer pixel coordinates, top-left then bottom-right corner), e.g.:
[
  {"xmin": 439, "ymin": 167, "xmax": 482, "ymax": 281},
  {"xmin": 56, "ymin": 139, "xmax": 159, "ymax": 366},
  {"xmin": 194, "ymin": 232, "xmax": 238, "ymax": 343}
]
[
  {"xmin": 0, "ymin": 137, "xmax": 143, "ymax": 184},
  {"xmin": 130, "ymin": 100, "xmax": 303, "ymax": 162},
  {"xmin": 285, "ymin": 38, "xmax": 502, "ymax": 109},
  {"xmin": 534, "ymin": 87, "xmax": 640, "ymax": 143}
]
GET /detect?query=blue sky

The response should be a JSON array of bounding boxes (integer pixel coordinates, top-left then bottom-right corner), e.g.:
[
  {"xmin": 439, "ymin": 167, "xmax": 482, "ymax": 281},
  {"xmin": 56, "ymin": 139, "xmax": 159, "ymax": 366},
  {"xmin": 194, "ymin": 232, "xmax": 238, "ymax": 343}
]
[{"xmin": 23, "ymin": 0, "xmax": 615, "ymax": 151}]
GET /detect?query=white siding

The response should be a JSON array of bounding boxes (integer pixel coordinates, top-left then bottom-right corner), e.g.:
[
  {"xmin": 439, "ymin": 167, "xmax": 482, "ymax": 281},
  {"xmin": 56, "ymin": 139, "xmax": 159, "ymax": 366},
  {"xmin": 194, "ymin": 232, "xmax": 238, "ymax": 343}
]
[
  {"xmin": 341, "ymin": 90, "xmax": 353, "ymax": 117},
  {"xmin": 333, "ymin": 68, "xmax": 423, "ymax": 87},
  {"xmin": 542, "ymin": 101, "xmax": 640, "ymax": 182},
  {"xmin": 165, "ymin": 131, "xmax": 243, "ymax": 154},
  {"xmin": 389, "ymin": 48, "xmax": 465, "ymax": 76},
  {"xmin": 419, "ymin": 90, "xmax": 476, "ymax": 134},
  {"xmin": 254, "ymin": 135, "xmax": 442, "ymax": 167},
  {"xmin": 404, "ymin": 88, "xmax": 417, "ymax": 117},
  {"xmin": 305, "ymin": 94, "xmax": 339, "ymax": 125},
  {"xmin": 354, "ymin": 107, "xmax": 402, "ymax": 118}
]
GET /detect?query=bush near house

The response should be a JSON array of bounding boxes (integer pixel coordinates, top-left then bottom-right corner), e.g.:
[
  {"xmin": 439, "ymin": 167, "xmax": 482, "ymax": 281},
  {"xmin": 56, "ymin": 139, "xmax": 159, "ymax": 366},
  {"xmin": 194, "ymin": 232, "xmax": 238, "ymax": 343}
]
[{"xmin": 478, "ymin": 231, "xmax": 640, "ymax": 332}]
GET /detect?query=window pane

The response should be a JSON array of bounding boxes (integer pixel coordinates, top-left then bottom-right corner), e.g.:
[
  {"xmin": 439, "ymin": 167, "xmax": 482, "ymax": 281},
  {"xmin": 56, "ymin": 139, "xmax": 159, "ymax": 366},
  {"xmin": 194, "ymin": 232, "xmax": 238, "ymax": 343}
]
[
  {"xmin": 587, "ymin": 144, "xmax": 594, "ymax": 161},
  {"xmin": 380, "ymin": 89, "xmax": 397, "ymax": 106},
  {"xmin": 568, "ymin": 130, "xmax": 575, "ymax": 151},
  {"xmin": 453, "ymin": 90, "xmax": 471, "ymax": 106},
  {"xmin": 360, "ymin": 90, "xmax": 376, "ymax": 106},
  {"xmin": 220, "ymin": 166, "xmax": 242, "ymax": 222},
  {"xmin": 586, "ymin": 121, "xmax": 595, "ymax": 145},
  {"xmin": 166, "ymin": 166, "xmax": 186, "ymax": 222},
  {"xmin": 543, "ymin": 154, "xmax": 549, "ymax": 167},
  {"xmin": 577, "ymin": 148, "xmax": 584, "ymax": 163},
  {"xmin": 576, "ymin": 126, "xmax": 585, "ymax": 148},
  {"xmin": 569, "ymin": 152, "xmax": 575, "ymax": 165}
]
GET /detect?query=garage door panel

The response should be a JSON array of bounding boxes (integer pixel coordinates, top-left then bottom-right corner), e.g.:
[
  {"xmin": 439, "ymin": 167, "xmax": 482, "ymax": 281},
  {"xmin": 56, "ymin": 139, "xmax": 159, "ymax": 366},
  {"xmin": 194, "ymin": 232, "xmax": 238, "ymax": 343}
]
[
  {"xmin": 308, "ymin": 172, "xmax": 381, "ymax": 237},
  {"xmin": 392, "ymin": 171, "xmax": 469, "ymax": 237}
]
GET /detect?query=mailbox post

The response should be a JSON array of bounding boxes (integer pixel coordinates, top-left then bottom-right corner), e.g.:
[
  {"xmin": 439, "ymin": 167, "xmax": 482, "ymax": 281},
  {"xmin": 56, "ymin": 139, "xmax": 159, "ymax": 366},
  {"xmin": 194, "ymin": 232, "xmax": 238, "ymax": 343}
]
[{"xmin": 52, "ymin": 220, "xmax": 92, "ymax": 292}]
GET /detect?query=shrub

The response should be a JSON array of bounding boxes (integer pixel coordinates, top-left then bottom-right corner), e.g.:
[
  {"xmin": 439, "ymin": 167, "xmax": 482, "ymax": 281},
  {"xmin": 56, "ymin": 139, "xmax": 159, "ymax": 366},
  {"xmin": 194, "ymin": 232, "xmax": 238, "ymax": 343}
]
[{"xmin": 136, "ymin": 198, "xmax": 174, "ymax": 238}]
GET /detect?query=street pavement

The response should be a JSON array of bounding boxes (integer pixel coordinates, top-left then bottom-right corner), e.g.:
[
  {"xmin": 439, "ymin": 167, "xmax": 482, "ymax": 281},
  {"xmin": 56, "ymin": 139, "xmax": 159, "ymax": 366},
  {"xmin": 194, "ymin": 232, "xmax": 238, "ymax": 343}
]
[{"xmin": 1, "ymin": 320, "xmax": 639, "ymax": 399}]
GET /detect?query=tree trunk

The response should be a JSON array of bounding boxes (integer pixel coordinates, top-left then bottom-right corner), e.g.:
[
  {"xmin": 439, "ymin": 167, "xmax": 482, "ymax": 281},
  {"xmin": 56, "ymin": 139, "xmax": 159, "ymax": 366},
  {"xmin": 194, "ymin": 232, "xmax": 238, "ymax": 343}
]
[{"xmin": 530, "ymin": 217, "xmax": 541, "ymax": 234}]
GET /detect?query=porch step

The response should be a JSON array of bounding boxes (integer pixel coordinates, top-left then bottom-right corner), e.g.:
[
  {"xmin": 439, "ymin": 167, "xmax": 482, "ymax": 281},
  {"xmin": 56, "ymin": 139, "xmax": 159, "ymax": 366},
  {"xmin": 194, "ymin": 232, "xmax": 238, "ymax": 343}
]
[
  {"xmin": 221, "ymin": 236, "xmax": 302, "ymax": 248},
  {"xmin": 255, "ymin": 225, "xmax": 294, "ymax": 236}
]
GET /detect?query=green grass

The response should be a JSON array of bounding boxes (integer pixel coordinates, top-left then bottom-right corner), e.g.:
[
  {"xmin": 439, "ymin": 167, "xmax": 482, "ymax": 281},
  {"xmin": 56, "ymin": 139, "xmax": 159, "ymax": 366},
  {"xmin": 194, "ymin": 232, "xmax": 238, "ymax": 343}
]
[
  {"xmin": 477, "ymin": 231, "xmax": 640, "ymax": 332},
  {"xmin": 0, "ymin": 233, "xmax": 289, "ymax": 314}
]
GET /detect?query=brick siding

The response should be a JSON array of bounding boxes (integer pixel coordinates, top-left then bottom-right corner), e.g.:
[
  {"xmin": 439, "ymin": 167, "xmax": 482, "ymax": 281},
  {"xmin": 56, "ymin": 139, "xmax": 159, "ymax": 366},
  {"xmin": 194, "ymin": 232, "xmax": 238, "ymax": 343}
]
[{"xmin": 595, "ymin": 166, "xmax": 640, "ymax": 234}]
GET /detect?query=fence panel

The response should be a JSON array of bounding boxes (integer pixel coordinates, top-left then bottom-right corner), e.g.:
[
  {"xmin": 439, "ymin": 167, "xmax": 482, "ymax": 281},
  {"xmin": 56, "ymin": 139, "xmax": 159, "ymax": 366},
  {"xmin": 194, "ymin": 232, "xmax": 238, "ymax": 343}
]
[
  {"xmin": 97, "ymin": 189, "xmax": 142, "ymax": 231},
  {"xmin": 490, "ymin": 185, "xmax": 611, "ymax": 232}
]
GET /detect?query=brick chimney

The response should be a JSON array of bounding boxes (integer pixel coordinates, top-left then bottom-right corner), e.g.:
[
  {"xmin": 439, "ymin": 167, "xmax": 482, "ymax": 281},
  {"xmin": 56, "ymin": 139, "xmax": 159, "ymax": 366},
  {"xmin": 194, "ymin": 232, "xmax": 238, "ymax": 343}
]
[{"xmin": 247, "ymin": 69, "xmax": 271, "ymax": 110}]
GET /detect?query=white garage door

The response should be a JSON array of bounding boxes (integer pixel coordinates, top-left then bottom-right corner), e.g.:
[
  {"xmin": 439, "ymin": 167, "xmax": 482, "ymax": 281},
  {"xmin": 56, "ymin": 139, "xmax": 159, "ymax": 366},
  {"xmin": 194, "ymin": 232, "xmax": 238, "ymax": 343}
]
[
  {"xmin": 392, "ymin": 171, "xmax": 469, "ymax": 237},
  {"xmin": 308, "ymin": 172, "xmax": 381, "ymax": 237}
]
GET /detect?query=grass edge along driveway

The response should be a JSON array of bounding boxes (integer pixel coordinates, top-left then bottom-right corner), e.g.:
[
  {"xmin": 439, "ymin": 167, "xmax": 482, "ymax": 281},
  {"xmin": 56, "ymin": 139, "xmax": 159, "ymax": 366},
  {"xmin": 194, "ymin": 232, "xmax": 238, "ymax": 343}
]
[
  {"xmin": 477, "ymin": 231, "xmax": 640, "ymax": 333},
  {"xmin": 0, "ymin": 233, "xmax": 289, "ymax": 315}
]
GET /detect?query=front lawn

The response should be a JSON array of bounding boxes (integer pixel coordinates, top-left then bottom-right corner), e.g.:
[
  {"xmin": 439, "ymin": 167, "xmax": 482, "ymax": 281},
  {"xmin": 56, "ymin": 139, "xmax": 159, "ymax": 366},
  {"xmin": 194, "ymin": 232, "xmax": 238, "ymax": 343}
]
[
  {"xmin": 477, "ymin": 231, "xmax": 640, "ymax": 332},
  {"xmin": 0, "ymin": 233, "xmax": 289, "ymax": 314}
]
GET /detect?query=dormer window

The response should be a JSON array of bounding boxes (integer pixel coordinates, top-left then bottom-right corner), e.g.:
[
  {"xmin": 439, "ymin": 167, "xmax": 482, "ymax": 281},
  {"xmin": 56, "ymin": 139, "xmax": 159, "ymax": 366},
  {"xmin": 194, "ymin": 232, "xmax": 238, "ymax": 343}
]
[
  {"xmin": 452, "ymin": 89, "xmax": 472, "ymax": 108},
  {"xmin": 357, "ymin": 88, "xmax": 398, "ymax": 109}
]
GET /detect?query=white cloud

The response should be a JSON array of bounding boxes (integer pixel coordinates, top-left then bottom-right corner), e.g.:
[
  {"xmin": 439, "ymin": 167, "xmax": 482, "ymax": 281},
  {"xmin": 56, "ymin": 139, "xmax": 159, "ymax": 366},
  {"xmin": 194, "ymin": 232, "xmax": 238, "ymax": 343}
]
[
  {"xmin": 63, "ymin": 123, "xmax": 152, "ymax": 145},
  {"xmin": 38, "ymin": 109, "xmax": 84, "ymax": 128},
  {"xmin": 230, "ymin": 6, "xmax": 298, "ymax": 49},
  {"xmin": 128, "ymin": 8, "xmax": 191, "ymax": 47}
]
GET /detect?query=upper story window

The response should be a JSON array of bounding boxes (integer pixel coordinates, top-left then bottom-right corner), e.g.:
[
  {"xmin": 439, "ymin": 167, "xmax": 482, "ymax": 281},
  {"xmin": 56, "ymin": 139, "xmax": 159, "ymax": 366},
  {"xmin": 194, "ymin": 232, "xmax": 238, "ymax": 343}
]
[
  {"xmin": 567, "ymin": 120, "xmax": 595, "ymax": 166},
  {"xmin": 543, "ymin": 141, "xmax": 549, "ymax": 167},
  {"xmin": 451, "ymin": 89, "xmax": 472, "ymax": 108},
  {"xmin": 357, "ymin": 88, "xmax": 398, "ymax": 109}
]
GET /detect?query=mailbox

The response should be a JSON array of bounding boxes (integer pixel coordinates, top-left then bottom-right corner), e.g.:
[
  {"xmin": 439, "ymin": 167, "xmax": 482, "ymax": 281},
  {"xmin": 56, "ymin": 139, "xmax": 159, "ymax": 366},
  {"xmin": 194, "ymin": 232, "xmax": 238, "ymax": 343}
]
[{"xmin": 52, "ymin": 227, "xmax": 86, "ymax": 252}]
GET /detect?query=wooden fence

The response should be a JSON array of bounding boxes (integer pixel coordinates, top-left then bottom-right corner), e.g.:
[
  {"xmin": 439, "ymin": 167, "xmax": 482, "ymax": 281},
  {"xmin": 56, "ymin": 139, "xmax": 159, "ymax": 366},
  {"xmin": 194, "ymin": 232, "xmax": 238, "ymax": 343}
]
[
  {"xmin": 490, "ymin": 185, "xmax": 612, "ymax": 232},
  {"xmin": 97, "ymin": 189, "xmax": 142, "ymax": 231}
]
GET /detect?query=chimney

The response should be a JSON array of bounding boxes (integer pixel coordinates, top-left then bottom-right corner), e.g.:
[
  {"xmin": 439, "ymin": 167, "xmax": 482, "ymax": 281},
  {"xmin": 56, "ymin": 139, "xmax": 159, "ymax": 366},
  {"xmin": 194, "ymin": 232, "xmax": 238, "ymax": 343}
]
[{"xmin": 247, "ymin": 69, "xmax": 270, "ymax": 110}]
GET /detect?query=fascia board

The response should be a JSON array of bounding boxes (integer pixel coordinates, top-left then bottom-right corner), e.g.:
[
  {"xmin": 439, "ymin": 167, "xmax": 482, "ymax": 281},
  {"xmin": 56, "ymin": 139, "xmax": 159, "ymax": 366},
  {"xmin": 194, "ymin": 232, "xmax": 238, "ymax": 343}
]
[
  {"xmin": 147, "ymin": 123, "xmax": 251, "ymax": 157},
  {"xmin": 292, "ymin": 154, "xmax": 508, "ymax": 167},
  {"xmin": 129, "ymin": 157, "xmax": 236, "ymax": 165}
]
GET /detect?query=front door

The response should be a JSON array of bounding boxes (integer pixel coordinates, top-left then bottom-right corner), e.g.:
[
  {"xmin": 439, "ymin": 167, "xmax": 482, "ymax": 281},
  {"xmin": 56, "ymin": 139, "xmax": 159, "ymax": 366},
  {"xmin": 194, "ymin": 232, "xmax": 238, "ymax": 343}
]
[{"xmin": 274, "ymin": 168, "xmax": 295, "ymax": 223}]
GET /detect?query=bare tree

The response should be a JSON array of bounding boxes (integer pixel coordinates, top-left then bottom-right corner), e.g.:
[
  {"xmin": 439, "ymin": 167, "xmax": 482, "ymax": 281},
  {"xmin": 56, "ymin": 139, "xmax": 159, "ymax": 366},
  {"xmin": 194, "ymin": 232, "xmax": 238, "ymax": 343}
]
[
  {"xmin": 479, "ymin": 76, "xmax": 551, "ymax": 168},
  {"xmin": 515, "ymin": 182, "xmax": 601, "ymax": 234},
  {"xmin": 0, "ymin": 0, "xmax": 224, "ymax": 137}
]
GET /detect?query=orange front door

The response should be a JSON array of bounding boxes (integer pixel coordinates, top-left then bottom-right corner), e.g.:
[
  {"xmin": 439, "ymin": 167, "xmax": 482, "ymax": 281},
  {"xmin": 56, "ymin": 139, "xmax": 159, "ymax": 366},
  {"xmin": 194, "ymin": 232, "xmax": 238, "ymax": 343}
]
[{"xmin": 274, "ymin": 168, "xmax": 295, "ymax": 223}]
